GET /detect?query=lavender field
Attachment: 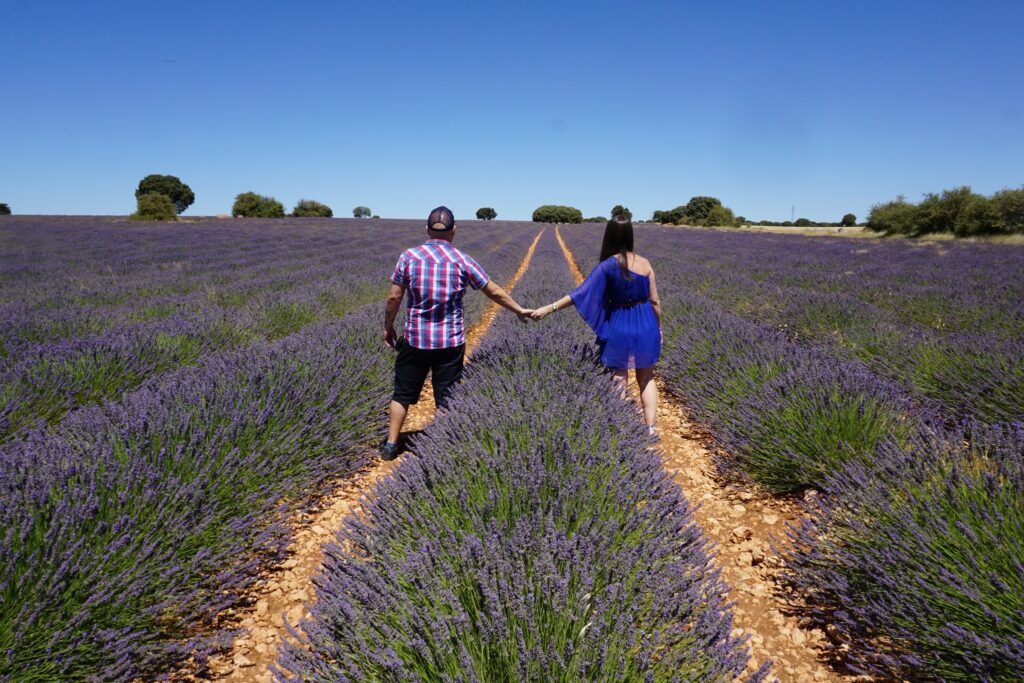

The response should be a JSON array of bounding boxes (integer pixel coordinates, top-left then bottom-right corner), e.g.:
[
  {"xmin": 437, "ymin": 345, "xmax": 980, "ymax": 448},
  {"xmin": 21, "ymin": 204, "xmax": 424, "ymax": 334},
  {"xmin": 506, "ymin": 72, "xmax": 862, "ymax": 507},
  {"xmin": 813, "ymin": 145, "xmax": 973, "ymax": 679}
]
[
  {"xmin": 1, "ymin": 216, "xmax": 1021, "ymax": 681},
  {"xmin": 561, "ymin": 224, "xmax": 1023, "ymax": 680}
]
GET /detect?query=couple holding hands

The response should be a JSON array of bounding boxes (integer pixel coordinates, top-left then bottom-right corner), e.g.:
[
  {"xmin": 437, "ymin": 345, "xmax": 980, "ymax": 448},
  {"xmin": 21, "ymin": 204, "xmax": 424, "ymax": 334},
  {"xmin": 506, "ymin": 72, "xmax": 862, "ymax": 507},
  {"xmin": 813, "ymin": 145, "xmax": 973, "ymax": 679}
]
[{"xmin": 381, "ymin": 206, "xmax": 662, "ymax": 460}]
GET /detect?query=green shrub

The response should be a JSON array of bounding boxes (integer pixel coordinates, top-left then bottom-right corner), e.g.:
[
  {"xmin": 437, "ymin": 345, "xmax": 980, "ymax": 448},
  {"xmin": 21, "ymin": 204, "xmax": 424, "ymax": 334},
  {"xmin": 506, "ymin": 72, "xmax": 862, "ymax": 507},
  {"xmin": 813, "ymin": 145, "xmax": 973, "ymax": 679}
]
[
  {"xmin": 794, "ymin": 218, "xmax": 813, "ymax": 227},
  {"xmin": 841, "ymin": 213, "xmax": 857, "ymax": 227},
  {"xmin": 531, "ymin": 205, "xmax": 583, "ymax": 223},
  {"xmin": 704, "ymin": 205, "xmax": 736, "ymax": 227},
  {"xmin": 653, "ymin": 197, "xmax": 732, "ymax": 226},
  {"xmin": 131, "ymin": 192, "xmax": 177, "ymax": 221},
  {"xmin": 352, "ymin": 206, "xmax": 372, "ymax": 218},
  {"xmin": 291, "ymin": 199, "xmax": 333, "ymax": 217},
  {"xmin": 475, "ymin": 207, "xmax": 497, "ymax": 220},
  {"xmin": 866, "ymin": 196, "xmax": 919, "ymax": 235},
  {"xmin": 993, "ymin": 187, "xmax": 1024, "ymax": 233},
  {"xmin": 135, "ymin": 174, "xmax": 194, "ymax": 214},
  {"xmin": 610, "ymin": 204, "xmax": 632, "ymax": 220},
  {"xmin": 232, "ymin": 192, "xmax": 285, "ymax": 218},
  {"xmin": 583, "ymin": 216, "xmax": 608, "ymax": 223},
  {"xmin": 0, "ymin": 203, "xmax": 10, "ymax": 215}
]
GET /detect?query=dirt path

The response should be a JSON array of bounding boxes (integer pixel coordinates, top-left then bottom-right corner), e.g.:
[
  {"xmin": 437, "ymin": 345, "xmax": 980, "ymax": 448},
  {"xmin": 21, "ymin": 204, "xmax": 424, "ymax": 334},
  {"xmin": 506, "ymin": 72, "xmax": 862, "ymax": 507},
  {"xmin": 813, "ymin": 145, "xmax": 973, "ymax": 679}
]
[
  {"xmin": 187, "ymin": 228, "xmax": 545, "ymax": 683},
  {"xmin": 554, "ymin": 226, "xmax": 851, "ymax": 683}
]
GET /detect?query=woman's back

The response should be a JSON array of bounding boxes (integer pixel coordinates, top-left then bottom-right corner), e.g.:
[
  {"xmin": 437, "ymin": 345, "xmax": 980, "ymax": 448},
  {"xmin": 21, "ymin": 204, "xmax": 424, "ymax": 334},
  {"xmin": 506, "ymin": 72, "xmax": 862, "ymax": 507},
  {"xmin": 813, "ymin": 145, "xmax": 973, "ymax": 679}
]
[{"xmin": 606, "ymin": 253, "xmax": 652, "ymax": 305}]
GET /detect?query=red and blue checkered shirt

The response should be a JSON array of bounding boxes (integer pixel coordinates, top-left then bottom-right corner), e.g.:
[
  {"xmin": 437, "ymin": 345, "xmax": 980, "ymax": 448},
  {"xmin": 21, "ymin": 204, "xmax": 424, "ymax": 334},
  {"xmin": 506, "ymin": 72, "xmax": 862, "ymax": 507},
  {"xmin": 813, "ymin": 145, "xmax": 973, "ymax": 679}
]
[{"xmin": 391, "ymin": 239, "xmax": 490, "ymax": 349}]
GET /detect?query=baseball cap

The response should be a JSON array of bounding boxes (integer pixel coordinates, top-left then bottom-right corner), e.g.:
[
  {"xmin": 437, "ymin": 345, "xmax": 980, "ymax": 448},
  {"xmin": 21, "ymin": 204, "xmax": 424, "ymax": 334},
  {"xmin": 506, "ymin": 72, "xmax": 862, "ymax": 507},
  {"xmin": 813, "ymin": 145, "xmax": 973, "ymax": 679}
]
[{"xmin": 427, "ymin": 206, "xmax": 455, "ymax": 231}]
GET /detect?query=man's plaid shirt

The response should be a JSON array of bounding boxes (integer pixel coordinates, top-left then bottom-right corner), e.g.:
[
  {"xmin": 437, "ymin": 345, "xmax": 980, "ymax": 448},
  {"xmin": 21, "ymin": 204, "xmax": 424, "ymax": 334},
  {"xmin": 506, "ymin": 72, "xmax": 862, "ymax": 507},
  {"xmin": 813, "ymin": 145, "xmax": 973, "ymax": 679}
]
[{"xmin": 391, "ymin": 239, "xmax": 490, "ymax": 349}]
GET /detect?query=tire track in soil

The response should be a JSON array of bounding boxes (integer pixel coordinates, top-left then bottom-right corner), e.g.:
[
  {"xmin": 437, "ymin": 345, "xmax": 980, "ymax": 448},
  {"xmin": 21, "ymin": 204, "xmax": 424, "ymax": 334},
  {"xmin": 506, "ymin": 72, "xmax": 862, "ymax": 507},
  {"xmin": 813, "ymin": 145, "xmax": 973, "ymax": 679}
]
[
  {"xmin": 178, "ymin": 227, "xmax": 545, "ymax": 683},
  {"xmin": 555, "ymin": 226, "xmax": 855, "ymax": 683}
]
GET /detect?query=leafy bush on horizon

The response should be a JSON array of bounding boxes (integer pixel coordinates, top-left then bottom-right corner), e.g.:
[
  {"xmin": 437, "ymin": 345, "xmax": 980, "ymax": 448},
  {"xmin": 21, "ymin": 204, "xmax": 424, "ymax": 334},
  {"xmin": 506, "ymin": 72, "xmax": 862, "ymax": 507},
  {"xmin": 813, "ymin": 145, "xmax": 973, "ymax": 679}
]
[
  {"xmin": 867, "ymin": 186, "xmax": 1024, "ymax": 236},
  {"xmin": 475, "ymin": 207, "xmax": 497, "ymax": 220},
  {"xmin": 842, "ymin": 212, "xmax": 857, "ymax": 227},
  {"xmin": 232, "ymin": 192, "xmax": 285, "ymax": 218},
  {"xmin": 653, "ymin": 196, "xmax": 743, "ymax": 227},
  {"xmin": 291, "ymin": 199, "xmax": 333, "ymax": 217},
  {"xmin": 583, "ymin": 215, "xmax": 608, "ymax": 223},
  {"xmin": 610, "ymin": 204, "xmax": 632, "ymax": 221},
  {"xmin": 352, "ymin": 206, "xmax": 371, "ymax": 218},
  {"xmin": 135, "ymin": 175, "xmax": 194, "ymax": 215},
  {"xmin": 131, "ymin": 192, "xmax": 177, "ymax": 221},
  {"xmin": 532, "ymin": 204, "xmax": 583, "ymax": 223},
  {"xmin": 0, "ymin": 203, "xmax": 10, "ymax": 215}
]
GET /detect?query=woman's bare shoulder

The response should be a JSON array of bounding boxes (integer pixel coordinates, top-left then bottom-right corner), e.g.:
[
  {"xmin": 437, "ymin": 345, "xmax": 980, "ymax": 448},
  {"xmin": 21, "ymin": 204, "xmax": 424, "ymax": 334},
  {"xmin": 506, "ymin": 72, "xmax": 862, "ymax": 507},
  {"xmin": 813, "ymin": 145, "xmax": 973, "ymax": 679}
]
[{"xmin": 630, "ymin": 253, "xmax": 654, "ymax": 276}]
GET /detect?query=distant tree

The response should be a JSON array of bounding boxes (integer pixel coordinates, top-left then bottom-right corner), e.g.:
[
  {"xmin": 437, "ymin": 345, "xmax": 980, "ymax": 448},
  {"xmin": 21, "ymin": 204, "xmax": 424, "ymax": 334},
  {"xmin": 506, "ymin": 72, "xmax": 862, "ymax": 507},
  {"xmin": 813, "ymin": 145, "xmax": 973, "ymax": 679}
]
[
  {"xmin": 476, "ymin": 207, "xmax": 497, "ymax": 220},
  {"xmin": 232, "ymin": 192, "xmax": 285, "ymax": 218},
  {"xmin": 583, "ymin": 216, "xmax": 608, "ymax": 223},
  {"xmin": 135, "ymin": 174, "xmax": 194, "ymax": 214},
  {"xmin": 794, "ymin": 218, "xmax": 813, "ymax": 227},
  {"xmin": 993, "ymin": 187, "xmax": 1024, "ymax": 233},
  {"xmin": 704, "ymin": 205, "xmax": 737, "ymax": 227},
  {"xmin": 841, "ymin": 213, "xmax": 857, "ymax": 227},
  {"xmin": 652, "ymin": 206, "xmax": 689, "ymax": 225},
  {"xmin": 292, "ymin": 199, "xmax": 333, "ymax": 217},
  {"xmin": 610, "ymin": 204, "xmax": 633, "ymax": 221},
  {"xmin": 683, "ymin": 196, "xmax": 722, "ymax": 223},
  {"xmin": 353, "ymin": 206, "xmax": 372, "ymax": 218},
  {"xmin": 532, "ymin": 205, "xmax": 583, "ymax": 223},
  {"xmin": 131, "ymin": 192, "xmax": 177, "ymax": 221},
  {"xmin": 0, "ymin": 203, "xmax": 10, "ymax": 215},
  {"xmin": 372, "ymin": 215, "xmax": 380, "ymax": 219}
]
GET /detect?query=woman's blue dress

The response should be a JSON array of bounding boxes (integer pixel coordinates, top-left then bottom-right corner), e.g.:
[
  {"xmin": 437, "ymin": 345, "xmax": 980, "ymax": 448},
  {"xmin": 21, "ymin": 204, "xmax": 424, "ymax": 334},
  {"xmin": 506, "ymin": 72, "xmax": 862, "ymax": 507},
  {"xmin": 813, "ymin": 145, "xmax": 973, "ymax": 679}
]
[{"xmin": 570, "ymin": 256, "xmax": 661, "ymax": 369}]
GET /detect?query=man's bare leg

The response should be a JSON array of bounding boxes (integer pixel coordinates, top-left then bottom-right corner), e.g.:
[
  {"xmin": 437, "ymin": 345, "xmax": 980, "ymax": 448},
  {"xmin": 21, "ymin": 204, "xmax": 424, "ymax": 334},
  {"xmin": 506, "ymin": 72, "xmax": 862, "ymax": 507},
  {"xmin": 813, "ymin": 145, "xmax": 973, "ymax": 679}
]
[{"xmin": 388, "ymin": 400, "xmax": 408, "ymax": 444}]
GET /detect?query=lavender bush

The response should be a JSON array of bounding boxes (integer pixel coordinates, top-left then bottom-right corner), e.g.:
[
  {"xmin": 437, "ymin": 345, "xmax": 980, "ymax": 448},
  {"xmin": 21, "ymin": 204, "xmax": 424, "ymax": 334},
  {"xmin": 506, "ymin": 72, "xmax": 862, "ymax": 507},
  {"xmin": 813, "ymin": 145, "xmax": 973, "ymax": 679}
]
[
  {"xmin": 0, "ymin": 314, "xmax": 392, "ymax": 681},
  {"xmin": 782, "ymin": 423, "xmax": 1024, "ymax": 681},
  {"xmin": 277, "ymin": 233, "xmax": 762, "ymax": 681}
]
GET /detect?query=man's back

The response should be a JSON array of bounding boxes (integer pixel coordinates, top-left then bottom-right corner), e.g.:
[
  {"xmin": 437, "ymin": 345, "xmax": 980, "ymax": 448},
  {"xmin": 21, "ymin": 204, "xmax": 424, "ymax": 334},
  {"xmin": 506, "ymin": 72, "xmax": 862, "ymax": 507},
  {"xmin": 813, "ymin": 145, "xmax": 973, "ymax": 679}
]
[{"xmin": 391, "ymin": 239, "xmax": 489, "ymax": 349}]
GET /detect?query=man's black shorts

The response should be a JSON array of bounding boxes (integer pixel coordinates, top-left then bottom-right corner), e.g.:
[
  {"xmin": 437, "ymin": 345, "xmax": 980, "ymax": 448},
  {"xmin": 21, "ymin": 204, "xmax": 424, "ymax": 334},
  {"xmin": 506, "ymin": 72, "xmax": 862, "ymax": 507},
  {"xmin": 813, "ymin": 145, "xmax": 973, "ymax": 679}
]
[{"xmin": 392, "ymin": 338, "xmax": 466, "ymax": 409}]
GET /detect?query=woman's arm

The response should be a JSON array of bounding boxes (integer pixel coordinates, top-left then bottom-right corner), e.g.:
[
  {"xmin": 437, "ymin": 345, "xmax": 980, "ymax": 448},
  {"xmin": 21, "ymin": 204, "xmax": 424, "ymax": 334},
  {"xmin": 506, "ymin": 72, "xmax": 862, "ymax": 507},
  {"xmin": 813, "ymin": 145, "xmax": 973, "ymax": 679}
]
[
  {"xmin": 648, "ymin": 268, "xmax": 662, "ymax": 327},
  {"xmin": 531, "ymin": 294, "xmax": 573, "ymax": 320}
]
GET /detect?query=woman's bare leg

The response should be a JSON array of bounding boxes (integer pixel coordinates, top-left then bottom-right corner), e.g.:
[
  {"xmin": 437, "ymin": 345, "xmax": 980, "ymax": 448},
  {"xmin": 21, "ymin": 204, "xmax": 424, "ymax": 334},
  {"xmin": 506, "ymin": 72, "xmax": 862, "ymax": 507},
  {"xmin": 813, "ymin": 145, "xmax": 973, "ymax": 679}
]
[
  {"xmin": 635, "ymin": 366, "xmax": 658, "ymax": 428},
  {"xmin": 610, "ymin": 368, "xmax": 629, "ymax": 400}
]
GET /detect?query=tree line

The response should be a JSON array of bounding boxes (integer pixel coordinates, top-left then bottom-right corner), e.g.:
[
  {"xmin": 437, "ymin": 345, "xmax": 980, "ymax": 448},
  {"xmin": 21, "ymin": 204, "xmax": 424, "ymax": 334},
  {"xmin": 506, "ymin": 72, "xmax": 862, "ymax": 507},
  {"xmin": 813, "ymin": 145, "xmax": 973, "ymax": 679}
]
[{"xmin": 867, "ymin": 186, "xmax": 1024, "ymax": 236}]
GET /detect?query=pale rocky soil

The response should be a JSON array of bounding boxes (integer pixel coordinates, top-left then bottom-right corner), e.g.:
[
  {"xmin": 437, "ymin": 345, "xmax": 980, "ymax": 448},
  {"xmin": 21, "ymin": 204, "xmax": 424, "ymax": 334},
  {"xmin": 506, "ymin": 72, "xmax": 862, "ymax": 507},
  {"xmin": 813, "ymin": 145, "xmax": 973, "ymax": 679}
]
[{"xmin": 171, "ymin": 229, "xmax": 544, "ymax": 683}]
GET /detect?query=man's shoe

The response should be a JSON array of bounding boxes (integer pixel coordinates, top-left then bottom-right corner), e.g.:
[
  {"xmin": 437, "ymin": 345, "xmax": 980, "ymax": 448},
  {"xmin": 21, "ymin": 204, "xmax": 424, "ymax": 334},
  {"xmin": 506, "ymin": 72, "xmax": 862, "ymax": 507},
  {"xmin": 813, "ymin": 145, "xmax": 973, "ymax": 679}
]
[{"xmin": 380, "ymin": 441, "xmax": 399, "ymax": 461}]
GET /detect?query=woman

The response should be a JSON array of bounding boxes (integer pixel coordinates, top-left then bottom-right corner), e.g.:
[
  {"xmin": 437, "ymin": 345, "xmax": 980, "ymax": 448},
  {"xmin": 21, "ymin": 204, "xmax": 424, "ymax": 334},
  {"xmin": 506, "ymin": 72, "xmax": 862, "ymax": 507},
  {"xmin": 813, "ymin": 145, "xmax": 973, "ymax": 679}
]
[{"xmin": 532, "ymin": 216, "xmax": 662, "ymax": 434}]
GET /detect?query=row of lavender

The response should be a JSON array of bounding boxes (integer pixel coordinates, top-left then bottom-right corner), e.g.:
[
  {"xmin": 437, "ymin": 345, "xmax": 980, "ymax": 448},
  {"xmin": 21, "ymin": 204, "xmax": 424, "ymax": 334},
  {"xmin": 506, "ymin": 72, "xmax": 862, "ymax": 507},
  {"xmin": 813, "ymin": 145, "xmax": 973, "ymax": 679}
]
[
  {"xmin": 561, "ymin": 224, "xmax": 1022, "ymax": 680},
  {"xmin": 0, "ymin": 219, "xmax": 530, "ymax": 443},
  {"xmin": 277, "ymin": 231, "xmax": 765, "ymax": 681},
  {"xmin": 0, "ymin": 219, "xmax": 538, "ymax": 681}
]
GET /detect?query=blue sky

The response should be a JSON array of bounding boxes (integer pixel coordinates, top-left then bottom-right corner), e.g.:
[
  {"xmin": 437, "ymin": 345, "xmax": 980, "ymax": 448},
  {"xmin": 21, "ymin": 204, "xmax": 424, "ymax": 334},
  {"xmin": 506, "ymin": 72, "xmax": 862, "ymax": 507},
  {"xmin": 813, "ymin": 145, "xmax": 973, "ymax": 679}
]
[{"xmin": 2, "ymin": 0, "xmax": 1022, "ymax": 221}]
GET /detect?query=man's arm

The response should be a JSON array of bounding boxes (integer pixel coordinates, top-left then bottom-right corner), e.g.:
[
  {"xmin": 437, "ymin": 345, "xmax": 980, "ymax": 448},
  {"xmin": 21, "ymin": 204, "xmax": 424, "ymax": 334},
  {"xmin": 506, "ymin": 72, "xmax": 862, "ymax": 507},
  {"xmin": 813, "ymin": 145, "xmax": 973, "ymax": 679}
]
[
  {"xmin": 384, "ymin": 282, "xmax": 405, "ymax": 347},
  {"xmin": 481, "ymin": 280, "xmax": 531, "ymax": 320}
]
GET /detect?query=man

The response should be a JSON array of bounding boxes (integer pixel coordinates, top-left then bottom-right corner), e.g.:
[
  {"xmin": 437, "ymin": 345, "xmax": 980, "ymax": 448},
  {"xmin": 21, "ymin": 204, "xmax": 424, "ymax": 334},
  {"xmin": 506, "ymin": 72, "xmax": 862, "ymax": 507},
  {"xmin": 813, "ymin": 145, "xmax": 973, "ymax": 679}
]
[{"xmin": 381, "ymin": 206, "xmax": 532, "ymax": 460}]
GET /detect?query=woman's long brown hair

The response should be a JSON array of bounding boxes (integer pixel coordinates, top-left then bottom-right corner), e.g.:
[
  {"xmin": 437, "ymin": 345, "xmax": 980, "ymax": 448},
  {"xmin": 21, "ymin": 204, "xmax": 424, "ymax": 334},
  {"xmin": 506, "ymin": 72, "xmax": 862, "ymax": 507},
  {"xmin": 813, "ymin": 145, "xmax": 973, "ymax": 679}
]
[{"xmin": 599, "ymin": 215, "xmax": 634, "ymax": 278}]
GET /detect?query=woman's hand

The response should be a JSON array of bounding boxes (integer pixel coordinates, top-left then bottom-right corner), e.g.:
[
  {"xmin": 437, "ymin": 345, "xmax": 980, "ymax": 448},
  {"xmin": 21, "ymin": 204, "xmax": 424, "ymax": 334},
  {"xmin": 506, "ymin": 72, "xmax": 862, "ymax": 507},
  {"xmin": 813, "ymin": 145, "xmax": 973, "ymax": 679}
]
[
  {"xmin": 516, "ymin": 309, "xmax": 534, "ymax": 323},
  {"xmin": 530, "ymin": 306, "xmax": 551, "ymax": 321}
]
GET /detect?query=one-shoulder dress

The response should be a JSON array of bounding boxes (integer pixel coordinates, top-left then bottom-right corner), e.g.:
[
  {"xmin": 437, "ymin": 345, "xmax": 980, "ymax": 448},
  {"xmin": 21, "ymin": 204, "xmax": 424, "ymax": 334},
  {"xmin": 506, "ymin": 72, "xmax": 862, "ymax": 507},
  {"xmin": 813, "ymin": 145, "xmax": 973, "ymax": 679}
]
[{"xmin": 570, "ymin": 256, "xmax": 661, "ymax": 369}]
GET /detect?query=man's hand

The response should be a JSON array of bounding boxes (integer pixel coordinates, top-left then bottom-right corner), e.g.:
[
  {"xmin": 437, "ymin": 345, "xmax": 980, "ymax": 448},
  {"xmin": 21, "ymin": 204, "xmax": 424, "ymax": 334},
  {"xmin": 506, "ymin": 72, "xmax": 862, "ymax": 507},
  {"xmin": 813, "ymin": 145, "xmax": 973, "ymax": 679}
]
[
  {"xmin": 517, "ymin": 309, "xmax": 534, "ymax": 323},
  {"xmin": 530, "ymin": 307, "xmax": 550, "ymax": 321},
  {"xmin": 383, "ymin": 326, "xmax": 397, "ymax": 348}
]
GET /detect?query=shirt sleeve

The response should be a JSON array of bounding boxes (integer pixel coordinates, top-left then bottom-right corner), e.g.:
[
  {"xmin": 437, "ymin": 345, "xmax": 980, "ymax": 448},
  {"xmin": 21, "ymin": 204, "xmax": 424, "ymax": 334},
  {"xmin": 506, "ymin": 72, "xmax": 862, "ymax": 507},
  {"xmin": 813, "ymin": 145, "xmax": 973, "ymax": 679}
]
[
  {"xmin": 570, "ymin": 257, "xmax": 612, "ymax": 338},
  {"xmin": 391, "ymin": 252, "xmax": 408, "ymax": 286},
  {"xmin": 464, "ymin": 255, "xmax": 490, "ymax": 290}
]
